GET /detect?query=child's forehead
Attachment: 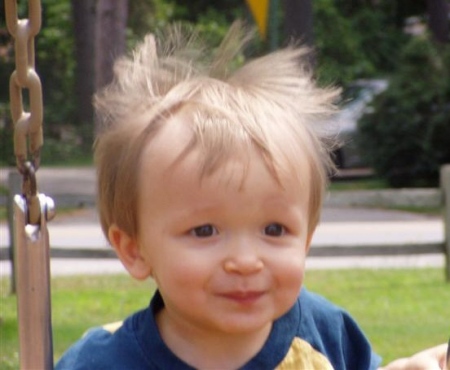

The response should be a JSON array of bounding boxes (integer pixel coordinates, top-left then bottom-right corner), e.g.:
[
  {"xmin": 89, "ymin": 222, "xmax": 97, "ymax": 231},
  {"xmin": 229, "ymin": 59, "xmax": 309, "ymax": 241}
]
[
  {"xmin": 139, "ymin": 112, "xmax": 311, "ymax": 194},
  {"xmin": 140, "ymin": 133, "xmax": 311, "ymax": 207}
]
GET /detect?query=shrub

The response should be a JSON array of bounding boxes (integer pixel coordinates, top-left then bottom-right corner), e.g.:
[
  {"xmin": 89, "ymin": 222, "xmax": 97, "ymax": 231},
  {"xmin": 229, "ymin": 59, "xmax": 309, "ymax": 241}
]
[
  {"xmin": 358, "ymin": 35, "xmax": 450, "ymax": 187},
  {"xmin": 313, "ymin": 0, "xmax": 405, "ymax": 87}
]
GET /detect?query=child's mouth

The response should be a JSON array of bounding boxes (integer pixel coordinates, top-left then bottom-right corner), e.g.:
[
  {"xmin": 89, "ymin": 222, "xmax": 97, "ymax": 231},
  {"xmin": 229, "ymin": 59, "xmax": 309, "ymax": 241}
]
[{"xmin": 219, "ymin": 291, "xmax": 266, "ymax": 304}]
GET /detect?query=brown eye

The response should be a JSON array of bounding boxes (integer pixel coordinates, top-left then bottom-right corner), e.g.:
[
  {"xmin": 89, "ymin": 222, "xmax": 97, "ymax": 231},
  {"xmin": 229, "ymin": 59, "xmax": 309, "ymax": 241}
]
[
  {"xmin": 190, "ymin": 224, "xmax": 217, "ymax": 238},
  {"xmin": 264, "ymin": 223, "xmax": 285, "ymax": 237}
]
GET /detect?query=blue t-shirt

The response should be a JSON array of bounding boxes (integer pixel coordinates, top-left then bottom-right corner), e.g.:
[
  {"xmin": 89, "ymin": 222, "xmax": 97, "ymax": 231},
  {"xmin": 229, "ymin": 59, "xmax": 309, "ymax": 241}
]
[{"xmin": 56, "ymin": 288, "xmax": 381, "ymax": 369}]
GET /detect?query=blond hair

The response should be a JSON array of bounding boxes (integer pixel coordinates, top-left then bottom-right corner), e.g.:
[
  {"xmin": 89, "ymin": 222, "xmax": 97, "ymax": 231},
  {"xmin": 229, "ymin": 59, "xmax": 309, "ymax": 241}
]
[{"xmin": 94, "ymin": 22, "xmax": 339, "ymax": 241}]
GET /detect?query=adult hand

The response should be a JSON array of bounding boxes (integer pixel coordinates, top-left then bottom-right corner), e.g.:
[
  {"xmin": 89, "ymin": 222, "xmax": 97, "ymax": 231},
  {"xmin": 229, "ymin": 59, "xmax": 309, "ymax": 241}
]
[{"xmin": 379, "ymin": 343, "xmax": 448, "ymax": 370}]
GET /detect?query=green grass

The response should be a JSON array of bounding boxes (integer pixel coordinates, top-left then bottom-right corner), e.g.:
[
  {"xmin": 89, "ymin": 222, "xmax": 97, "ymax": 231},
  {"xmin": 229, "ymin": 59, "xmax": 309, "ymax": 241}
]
[
  {"xmin": 328, "ymin": 178, "xmax": 442, "ymax": 215},
  {"xmin": 0, "ymin": 186, "xmax": 7, "ymax": 196},
  {"xmin": 0, "ymin": 275, "xmax": 154, "ymax": 369},
  {"xmin": 329, "ymin": 178, "xmax": 389, "ymax": 191},
  {"xmin": 1, "ymin": 269, "xmax": 449, "ymax": 368},
  {"xmin": 304, "ymin": 268, "xmax": 450, "ymax": 364}
]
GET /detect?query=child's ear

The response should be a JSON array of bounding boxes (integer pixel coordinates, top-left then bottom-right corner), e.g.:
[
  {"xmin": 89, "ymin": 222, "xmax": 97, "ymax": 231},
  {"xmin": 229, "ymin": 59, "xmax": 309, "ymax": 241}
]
[{"xmin": 108, "ymin": 224, "xmax": 152, "ymax": 280}]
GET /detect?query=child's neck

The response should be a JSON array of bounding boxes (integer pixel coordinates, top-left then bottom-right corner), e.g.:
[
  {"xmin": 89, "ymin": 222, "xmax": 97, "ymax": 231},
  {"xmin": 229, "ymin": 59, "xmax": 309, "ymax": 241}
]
[{"xmin": 156, "ymin": 309, "xmax": 272, "ymax": 369}]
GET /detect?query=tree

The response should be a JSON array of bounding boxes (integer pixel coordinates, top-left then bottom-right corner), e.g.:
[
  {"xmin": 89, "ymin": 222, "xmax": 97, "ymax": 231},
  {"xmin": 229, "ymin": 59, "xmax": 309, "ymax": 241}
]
[
  {"xmin": 95, "ymin": 0, "xmax": 129, "ymax": 91},
  {"xmin": 71, "ymin": 0, "xmax": 96, "ymax": 136},
  {"xmin": 170, "ymin": 0, "xmax": 243, "ymax": 22},
  {"xmin": 282, "ymin": 0, "xmax": 314, "ymax": 67},
  {"xmin": 427, "ymin": 0, "xmax": 449, "ymax": 43},
  {"xmin": 282, "ymin": 0, "xmax": 314, "ymax": 47},
  {"xmin": 358, "ymin": 36, "xmax": 450, "ymax": 187}
]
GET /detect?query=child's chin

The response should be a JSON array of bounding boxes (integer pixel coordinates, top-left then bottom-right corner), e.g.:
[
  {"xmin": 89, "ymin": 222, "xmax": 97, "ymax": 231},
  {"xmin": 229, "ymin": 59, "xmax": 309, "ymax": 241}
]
[{"xmin": 212, "ymin": 313, "xmax": 275, "ymax": 334}]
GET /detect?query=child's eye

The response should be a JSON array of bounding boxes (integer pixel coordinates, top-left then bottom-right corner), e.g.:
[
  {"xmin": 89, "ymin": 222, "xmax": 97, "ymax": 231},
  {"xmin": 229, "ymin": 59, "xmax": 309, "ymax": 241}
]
[
  {"xmin": 190, "ymin": 224, "xmax": 217, "ymax": 238},
  {"xmin": 264, "ymin": 223, "xmax": 286, "ymax": 237}
]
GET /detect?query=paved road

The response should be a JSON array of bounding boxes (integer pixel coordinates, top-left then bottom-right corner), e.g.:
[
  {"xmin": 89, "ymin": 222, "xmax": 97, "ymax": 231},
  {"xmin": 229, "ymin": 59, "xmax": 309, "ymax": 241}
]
[{"xmin": 0, "ymin": 167, "xmax": 445, "ymax": 276}]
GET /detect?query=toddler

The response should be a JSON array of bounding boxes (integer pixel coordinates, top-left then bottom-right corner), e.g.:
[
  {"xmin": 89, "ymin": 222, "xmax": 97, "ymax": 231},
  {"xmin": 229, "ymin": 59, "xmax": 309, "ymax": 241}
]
[{"xmin": 56, "ymin": 23, "xmax": 447, "ymax": 370}]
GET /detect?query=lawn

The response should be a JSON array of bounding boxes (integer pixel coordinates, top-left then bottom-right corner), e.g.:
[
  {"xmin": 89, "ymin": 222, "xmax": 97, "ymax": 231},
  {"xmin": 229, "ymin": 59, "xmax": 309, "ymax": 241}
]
[
  {"xmin": 303, "ymin": 268, "xmax": 450, "ymax": 364},
  {"xmin": 329, "ymin": 178, "xmax": 389, "ymax": 191},
  {"xmin": 1, "ymin": 268, "xmax": 449, "ymax": 369}
]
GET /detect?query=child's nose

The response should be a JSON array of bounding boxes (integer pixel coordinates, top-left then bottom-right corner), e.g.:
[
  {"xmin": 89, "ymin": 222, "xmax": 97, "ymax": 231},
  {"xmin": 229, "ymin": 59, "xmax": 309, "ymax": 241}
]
[{"xmin": 223, "ymin": 237, "xmax": 264, "ymax": 275}]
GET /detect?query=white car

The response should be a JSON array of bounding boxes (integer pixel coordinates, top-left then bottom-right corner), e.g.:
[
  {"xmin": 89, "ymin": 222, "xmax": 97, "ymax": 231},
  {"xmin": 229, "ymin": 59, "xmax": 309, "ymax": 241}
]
[{"xmin": 331, "ymin": 79, "xmax": 388, "ymax": 169}]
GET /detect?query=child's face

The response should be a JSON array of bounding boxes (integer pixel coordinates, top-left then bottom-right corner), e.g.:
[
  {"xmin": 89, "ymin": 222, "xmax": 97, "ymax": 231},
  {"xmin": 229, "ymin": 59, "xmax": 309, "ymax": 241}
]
[{"xmin": 134, "ymin": 119, "xmax": 312, "ymax": 339}]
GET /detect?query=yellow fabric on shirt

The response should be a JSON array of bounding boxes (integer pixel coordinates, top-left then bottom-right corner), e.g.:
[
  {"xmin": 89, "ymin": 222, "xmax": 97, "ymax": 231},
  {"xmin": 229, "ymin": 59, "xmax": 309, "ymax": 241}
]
[{"xmin": 276, "ymin": 337, "xmax": 334, "ymax": 370}]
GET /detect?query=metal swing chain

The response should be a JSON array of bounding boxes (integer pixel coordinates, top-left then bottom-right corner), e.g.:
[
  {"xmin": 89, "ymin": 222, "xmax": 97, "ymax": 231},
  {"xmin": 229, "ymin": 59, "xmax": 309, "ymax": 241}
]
[
  {"xmin": 5, "ymin": 1, "xmax": 55, "ymax": 369},
  {"xmin": 5, "ymin": 0, "xmax": 43, "ymax": 225}
]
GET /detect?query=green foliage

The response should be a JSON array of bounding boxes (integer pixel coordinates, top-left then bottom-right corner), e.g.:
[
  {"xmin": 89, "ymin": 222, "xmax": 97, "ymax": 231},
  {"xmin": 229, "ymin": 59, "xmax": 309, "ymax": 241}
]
[
  {"xmin": 350, "ymin": 8, "xmax": 407, "ymax": 73},
  {"xmin": 127, "ymin": 0, "xmax": 176, "ymax": 43},
  {"xmin": 128, "ymin": 4, "xmax": 247, "ymax": 81},
  {"xmin": 170, "ymin": 0, "xmax": 245, "ymax": 23},
  {"xmin": 359, "ymin": 36, "xmax": 450, "ymax": 187},
  {"xmin": 313, "ymin": 0, "xmax": 406, "ymax": 86},
  {"xmin": 0, "ymin": 0, "xmax": 79, "ymax": 166},
  {"xmin": 314, "ymin": 0, "xmax": 376, "ymax": 86},
  {"xmin": 0, "ymin": 102, "xmax": 15, "ymax": 166},
  {"xmin": 0, "ymin": 105, "xmax": 92, "ymax": 166},
  {"xmin": 40, "ymin": 136, "xmax": 93, "ymax": 166},
  {"xmin": 37, "ymin": 0, "xmax": 76, "ymax": 127},
  {"xmin": 195, "ymin": 9, "xmax": 238, "ymax": 47},
  {"xmin": 2, "ymin": 0, "xmax": 447, "ymax": 170},
  {"xmin": 127, "ymin": 0, "xmax": 245, "ymax": 48}
]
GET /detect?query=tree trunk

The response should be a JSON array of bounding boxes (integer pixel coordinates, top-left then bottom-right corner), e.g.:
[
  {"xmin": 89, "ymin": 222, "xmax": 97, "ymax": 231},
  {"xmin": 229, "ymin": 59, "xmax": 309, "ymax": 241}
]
[
  {"xmin": 71, "ymin": 0, "xmax": 96, "ymax": 134},
  {"xmin": 427, "ymin": 0, "xmax": 449, "ymax": 43},
  {"xmin": 282, "ymin": 0, "xmax": 315, "ymax": 67},
  {"xmin": 95, "ymin": 0, "xmax": 129, "ymax": 91},
  {"xmin": 283, "ymin": 0, "xmax": 314, "ymax": 46}
]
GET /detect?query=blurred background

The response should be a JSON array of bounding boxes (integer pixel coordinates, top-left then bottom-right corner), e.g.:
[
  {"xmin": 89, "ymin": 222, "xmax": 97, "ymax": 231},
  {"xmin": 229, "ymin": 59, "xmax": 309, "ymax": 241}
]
[
  {"xmin": 1, "ymin": 0, "xmax": 449, "ymax": 188},
  {"xmin": 1, "ymin": 5, "xmax": 449, "ymax": 367}
]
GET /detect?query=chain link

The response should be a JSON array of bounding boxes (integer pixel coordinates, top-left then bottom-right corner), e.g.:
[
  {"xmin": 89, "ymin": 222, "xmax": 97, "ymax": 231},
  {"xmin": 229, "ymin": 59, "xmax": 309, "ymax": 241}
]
[{"xmin": 5, "ymin": 0, "xmax": 43, "ymax": 224}]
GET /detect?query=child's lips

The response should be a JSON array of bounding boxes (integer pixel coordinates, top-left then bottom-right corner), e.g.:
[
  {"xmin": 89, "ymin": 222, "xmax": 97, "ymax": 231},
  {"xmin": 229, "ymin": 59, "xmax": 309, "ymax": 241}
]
[{"xmin": 218, "ymin": 290, "xmax": 266, "ymax": 304}]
